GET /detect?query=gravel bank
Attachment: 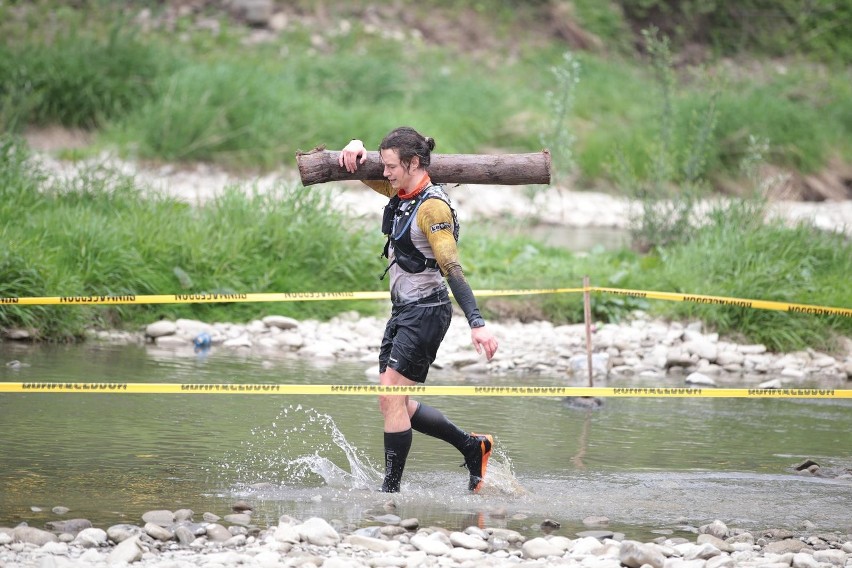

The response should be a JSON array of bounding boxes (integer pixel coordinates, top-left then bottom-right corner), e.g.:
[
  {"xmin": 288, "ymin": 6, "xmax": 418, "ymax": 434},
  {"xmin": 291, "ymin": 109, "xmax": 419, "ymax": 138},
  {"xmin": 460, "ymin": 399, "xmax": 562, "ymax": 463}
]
[{"xmin": 2, "ymin": 505, "xmax": 851, "ymax": 568}]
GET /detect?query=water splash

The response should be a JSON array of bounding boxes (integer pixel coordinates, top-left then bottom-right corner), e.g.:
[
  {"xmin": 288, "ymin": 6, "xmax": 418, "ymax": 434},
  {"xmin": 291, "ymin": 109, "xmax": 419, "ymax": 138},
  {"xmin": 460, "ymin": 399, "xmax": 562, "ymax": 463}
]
[
  {"xmin": 478, "ymin": 445, "xmax": 529, "ymax": 497},
  {"xmin": 218, "ymin": 405, "xmax": 382, "ymax": 490}
]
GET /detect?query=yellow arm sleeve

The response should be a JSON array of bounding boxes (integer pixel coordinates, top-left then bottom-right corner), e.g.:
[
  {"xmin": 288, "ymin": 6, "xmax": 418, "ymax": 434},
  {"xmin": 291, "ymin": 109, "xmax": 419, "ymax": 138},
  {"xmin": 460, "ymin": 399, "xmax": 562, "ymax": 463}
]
[
  {"xmin": 417, "ymin": 199, "xmax": 486, "ymax": 328},
  {"xmin": 416, "ymin": 199, "xmax": 460, "ymax": 275},
  {"xmin": 362, "ymin": 180, "xmax": 396, "ymax": 198}
]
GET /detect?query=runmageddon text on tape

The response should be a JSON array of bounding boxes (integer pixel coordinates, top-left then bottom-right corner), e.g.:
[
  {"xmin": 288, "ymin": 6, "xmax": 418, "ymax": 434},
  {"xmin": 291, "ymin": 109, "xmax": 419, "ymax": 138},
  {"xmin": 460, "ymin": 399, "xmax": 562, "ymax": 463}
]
[
  {"xmin": 0, "ymin": 383, "xmax": 849, "ymax": 398},
  {"xmin": 0, "ymin": 288, "xmax": 583, "ymax": 306},
  {"xmin": 1, "ymin": 287, "xmax": 848, "ymax": 317}
]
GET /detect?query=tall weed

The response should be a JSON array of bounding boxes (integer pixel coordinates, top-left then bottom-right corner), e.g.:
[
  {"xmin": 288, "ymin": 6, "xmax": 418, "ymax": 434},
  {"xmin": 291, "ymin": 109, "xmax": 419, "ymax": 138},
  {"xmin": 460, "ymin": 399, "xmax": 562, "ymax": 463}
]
[
  {"xmin": 0, "ymin": 139, "xmax": 385, "ymax": 339},
  {"xmin": 0, "ymin": 23, "xmax": 174, "ymax": 130},
  {"xmin": 611, "ymin": 28, "xmax": 718, "ymax": 251},
  {"xmin": 633, "ymin": 200, "xmax": 852, "ymax": 351}
]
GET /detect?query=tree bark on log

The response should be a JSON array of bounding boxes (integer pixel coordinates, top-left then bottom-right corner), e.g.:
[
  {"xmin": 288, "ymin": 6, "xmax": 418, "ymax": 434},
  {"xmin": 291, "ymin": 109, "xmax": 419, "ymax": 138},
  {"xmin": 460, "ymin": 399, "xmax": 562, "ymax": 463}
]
[{"xmin": 295, "ymin": 147, "xmax": 551, "ymax": 186}]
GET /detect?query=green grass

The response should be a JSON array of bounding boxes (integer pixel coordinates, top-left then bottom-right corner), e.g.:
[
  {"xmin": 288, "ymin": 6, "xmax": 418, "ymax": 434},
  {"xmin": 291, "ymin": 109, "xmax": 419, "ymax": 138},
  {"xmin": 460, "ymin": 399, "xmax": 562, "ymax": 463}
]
[
  {"xmin": 3, "ymin": 4, "xmax": 850, "ymax": 183},
  {"xmin": 0, "ymin": 137, "xmax": 385, "ymax": 340},
  {"xmin": 1, "ymin": 135, "xmax": 849, "ymax": 351},
  {"xmin": 2, "ymin": 4, "xmax": 851, "ymax": 351},
  {"xmin": 630, "ymin": 200, "xmax": 852, "ymax": 351}
]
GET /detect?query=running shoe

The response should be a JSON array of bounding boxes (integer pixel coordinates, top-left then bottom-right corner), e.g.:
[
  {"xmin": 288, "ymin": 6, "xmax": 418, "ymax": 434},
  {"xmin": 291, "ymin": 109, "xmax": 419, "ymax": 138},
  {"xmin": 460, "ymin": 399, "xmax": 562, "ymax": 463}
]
[{"xmin": 462, "ymin": 433, "xmax": 493, "ymax": 493}]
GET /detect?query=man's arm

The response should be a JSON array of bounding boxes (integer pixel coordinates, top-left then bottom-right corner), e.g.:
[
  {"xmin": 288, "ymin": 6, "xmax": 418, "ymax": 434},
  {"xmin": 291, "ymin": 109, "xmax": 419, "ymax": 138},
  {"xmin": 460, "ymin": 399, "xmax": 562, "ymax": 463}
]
[{"xmin": 418, "ymin": 200, "xmax": 498, "ymax": 360}]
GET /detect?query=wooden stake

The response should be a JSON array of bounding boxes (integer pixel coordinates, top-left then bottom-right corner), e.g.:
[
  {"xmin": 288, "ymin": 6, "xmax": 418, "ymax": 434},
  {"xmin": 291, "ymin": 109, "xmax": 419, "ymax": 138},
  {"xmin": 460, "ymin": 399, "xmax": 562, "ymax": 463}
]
[
  {"xmin": 583, "ymin": 275, "xmax": 594, "ymax": 388},
  {"xmin": 295, "ymin": 147, "xmax": 551, "ymax": 186}
]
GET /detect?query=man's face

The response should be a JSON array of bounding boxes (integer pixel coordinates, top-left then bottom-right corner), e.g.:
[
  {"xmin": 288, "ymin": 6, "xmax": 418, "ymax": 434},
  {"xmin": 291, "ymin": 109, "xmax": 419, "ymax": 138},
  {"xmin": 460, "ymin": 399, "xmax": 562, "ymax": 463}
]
[{"xmin": 381, "ymin": 148, "xmax": 419, "ymax": 192}]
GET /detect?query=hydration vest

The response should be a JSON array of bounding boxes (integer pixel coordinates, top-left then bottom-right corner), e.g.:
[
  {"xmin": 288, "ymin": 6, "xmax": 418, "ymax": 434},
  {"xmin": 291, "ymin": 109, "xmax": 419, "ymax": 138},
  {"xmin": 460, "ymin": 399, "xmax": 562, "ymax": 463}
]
[{"xmin": 380, "ymin": 184, "xmax": 459, "ymax": 280}]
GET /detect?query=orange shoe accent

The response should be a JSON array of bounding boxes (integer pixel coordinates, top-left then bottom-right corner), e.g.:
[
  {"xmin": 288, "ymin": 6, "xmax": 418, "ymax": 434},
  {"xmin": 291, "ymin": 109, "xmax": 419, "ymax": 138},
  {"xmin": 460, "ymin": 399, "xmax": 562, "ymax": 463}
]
[{"xmin": 468, "ymin": 433, "xmax": 493, "ymax": 494}]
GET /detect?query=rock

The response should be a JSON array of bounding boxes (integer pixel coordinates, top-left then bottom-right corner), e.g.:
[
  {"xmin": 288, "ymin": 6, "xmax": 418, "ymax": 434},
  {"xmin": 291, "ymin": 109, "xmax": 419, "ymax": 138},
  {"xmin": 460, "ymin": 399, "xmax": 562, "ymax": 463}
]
[
  {"xmin": 569, "ymin": 353, "xmax": 610, "ymax": 377},
  {"xmin": 706, "ymin": 556, "xmax": 736, "ymax": 568},
  {"xmin": 144, "ymin": 522, "xmax": 173, "ymax": 541},
  {"xmin": 223, "ymin": 534, "xmax": 246, "ymax": 547},
  {"xmin": 699, "ymin": 520, "xmax": 729, "ymax": 540},
  {"xmin": 223, "ymin": 513, "xmax": 252, "ymax": 526},
  {"xmin": 141, "ymin": 510, "xmax": 174, "ymax": 527},
  {"xmin": 262, "ymin": 315, "xmax": 299, "ymax": 330},
  {"xmin": 400, "ymin": 518, "xmax": 420, "ymax": 530},
  {"xmin": 297, "ymin": 517, "xmax": 340, "ymax": 546},
  {"xmin": 522, "ymin": 537, "xmax": 565, "ymax": 559},
  {"xmin": 274, "ymin": 521, "xmax": 301, "ymax": 544},
  {"xmin": 410, "ymin": 532, "xmax": 452, "ymax": 556},
  {"xmin": 345, "ymin": 534, "xmax": 400, "ymax": 553},
  {"xmin": 685, "ymin": 542, "xmax": 722, "ymax": 560},
  {"xmin": 45, "ymin": 518, "xmax": 92, "ymax": 534},
  {"xmin": 223, "ymin": 335, "xmax": 252, "ymax": 348},
  {"xmin": 450, "ymin": 547, "xmax": 485, "ymax": 563},
  {"xmin": 620, "ymin": 540, "xmax": 665, "ymax": 568},
  {"xmin": 697, "ymin": 533, "xmax": 732, "ymax": 552},
  {"xmin": 449, "ymin": 531, "xmax": 489, "ymax": 551},
  {"xmin": 51, "ymin": 506, "xmax": 70, "ymax": 515},
  {"xmin": 685, "ymin": 372, "xmax": 717, "ymax": 386},
  {"xmin": 204, "ymin": 523, "xmax": 233, "ymax": 542},
  {"xmin": 684, "ymin": 339, "xmax": 718, "ymax": 362},
  {"xmin": 145, "ymin": 320, "xmax": 177, "ymax": 338},
  {"xmin": 716, "ymin": 350, "xmax": 744, "ymax": 366},
  {"xmin": 41, "ymin": 541, "xmax": 69, "ymax": 555},
  {"xmin": 764, "ymin": 539, "xmax": 808, "ymax": 554},
  {"xmin": 72, "ymin": 527, "xmax": 107, "ymax": 548},
  {"xmin": 541, "ymin": 519, "xmax": 561, "ymax": 530},
  {"xmin": 233, "ymin": 0, "xmax": 274, "ymax": 26},
  {"xmin": 738, "ymin": 344, "xmax": 767, "ymax": 354},
  {"xmin": 666, "ymin": 348, "xmax": 696, "ymax": 368},
  {"xmin": 108, "ymin": 535, "xmax": 144, "ymax": 564},
  {"xmin": 175, "ymin": 525, "xmax": 196, "ymax": 545},
  {"xmin": 813, "ymin": 549, "xmax": 847, "ymax": 565},
  {"xmin": 174, "ymin": 509, "xmax": 194, "ymax": 522},
  {"xmin": 106, "ymin": 524, "xmax": 143, "ymax": 543},
  {"xmin": 571, "ymin": 536, "xmax": 607, "ymax": 556},
  {"xmin": 793, "ymin": 552, "xmax": 821, "ymax": 568},
  {"xmin": 576, "ymin": 530, "xmax": 616, "ymax": 540},
  {"xmin": 371, "ymin": 514, "xmax": 400, "ymax": 525},
  {"xmin": 4, "ymin": 328, "xmax": 32, "ymax": 340}
]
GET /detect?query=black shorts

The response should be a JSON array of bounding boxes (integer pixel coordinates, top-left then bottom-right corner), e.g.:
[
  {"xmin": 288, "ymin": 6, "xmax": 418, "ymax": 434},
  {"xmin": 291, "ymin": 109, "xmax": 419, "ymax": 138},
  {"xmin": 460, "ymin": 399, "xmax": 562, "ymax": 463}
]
[{"xmin": 378, "ymin": 294, "xmax": 452, "ymax": 383}]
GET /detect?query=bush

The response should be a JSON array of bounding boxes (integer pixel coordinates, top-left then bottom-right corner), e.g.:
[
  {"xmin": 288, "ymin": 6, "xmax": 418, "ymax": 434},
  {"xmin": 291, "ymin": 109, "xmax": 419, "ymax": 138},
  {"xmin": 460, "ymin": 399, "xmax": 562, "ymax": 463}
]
[{"xmin": 0, "ymin": 24, "xmax": 174, "ymax": 130}]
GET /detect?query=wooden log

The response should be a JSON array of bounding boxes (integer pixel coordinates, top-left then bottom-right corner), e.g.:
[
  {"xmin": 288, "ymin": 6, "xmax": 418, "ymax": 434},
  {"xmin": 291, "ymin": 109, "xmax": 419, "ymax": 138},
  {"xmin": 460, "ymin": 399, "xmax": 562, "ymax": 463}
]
[{"xmin": 295, "ymin": 147, "xmax": 551, "ymax": 186}]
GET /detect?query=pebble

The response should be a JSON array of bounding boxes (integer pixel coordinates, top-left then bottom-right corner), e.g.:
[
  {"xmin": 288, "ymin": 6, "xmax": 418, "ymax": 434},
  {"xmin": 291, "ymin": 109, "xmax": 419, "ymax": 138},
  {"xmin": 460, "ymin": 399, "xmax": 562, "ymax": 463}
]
[
  {"xmin": 7, "ymin": 511, "xmax": 847, "ymax": 568},
  {"xmin": 79, "ymin": 311, "xmax": 852, "ymax": 386}
]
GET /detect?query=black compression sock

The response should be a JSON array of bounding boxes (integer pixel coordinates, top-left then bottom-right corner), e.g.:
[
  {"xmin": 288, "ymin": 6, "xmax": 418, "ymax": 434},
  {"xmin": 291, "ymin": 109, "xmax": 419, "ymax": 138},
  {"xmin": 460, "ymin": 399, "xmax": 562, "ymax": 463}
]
[
  {"xmin": 381, "ymin": 429, "xmax": 412, "ymax": 493},
  {"xmin": 410, "ymin": 402, "xmax": 469, "ymax": 452}
]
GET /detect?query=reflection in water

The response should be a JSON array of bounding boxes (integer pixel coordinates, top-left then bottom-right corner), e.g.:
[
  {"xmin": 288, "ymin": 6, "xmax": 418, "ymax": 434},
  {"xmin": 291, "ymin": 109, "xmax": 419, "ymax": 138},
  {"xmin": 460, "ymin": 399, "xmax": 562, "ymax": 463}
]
[
  {"xmin": 1, "ymin": 342, "xmax": 851, "ymax": 540},
  {"xmin": 571, "ymin": 409, "xmax": 594, "ymax": 469}
]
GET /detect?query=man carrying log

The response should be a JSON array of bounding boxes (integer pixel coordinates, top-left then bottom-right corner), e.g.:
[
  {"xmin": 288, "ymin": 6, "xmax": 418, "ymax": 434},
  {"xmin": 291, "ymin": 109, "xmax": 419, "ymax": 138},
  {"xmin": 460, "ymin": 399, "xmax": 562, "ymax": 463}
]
[{"xmin": 338, "ymin": 126, "xmax": 498, "ymax": 493}]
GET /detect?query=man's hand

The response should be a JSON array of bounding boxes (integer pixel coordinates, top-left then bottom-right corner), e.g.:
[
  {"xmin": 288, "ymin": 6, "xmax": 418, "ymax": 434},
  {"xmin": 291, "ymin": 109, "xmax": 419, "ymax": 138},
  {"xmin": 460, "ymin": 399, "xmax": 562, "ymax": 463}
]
[
  {"xmin": 471, "ymin": 326, "xmax": 498, "ymax": 361},
  {"xmin": 338, "ymin": 139, "xmax": 367, "ymax": 173}
]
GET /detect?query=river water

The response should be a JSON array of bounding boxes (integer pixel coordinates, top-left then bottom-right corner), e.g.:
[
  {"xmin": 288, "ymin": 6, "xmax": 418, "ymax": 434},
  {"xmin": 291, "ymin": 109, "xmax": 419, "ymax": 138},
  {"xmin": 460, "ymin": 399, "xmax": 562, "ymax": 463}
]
[{"xmin": 1, "ymin": 342, "xmax": 850, "ymax": 542}]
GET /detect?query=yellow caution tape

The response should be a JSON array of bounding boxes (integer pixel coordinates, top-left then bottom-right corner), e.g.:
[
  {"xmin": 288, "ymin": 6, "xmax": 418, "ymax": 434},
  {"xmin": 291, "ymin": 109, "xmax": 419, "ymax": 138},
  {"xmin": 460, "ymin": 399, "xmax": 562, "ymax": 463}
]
[
  {"xmin": 0, "ymin": 383, "xmax": 849, "ymax": 398},
  {"xmin": 0, "ymin": 286, "xmax": 847, "ymax": 317},
  {"xmin": 0, "ymin": 288, "xmax": 584, "ymax": 306},
  {"xmin": 592, "ymin": 287, "xmax": 852, "ymax": 318}
]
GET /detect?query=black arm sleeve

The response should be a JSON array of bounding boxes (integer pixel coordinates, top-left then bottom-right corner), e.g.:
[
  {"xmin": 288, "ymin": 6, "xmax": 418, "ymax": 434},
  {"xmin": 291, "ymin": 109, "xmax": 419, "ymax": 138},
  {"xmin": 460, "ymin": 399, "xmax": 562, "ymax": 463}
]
[{"xmin": 446, "ymin": 268, "xmax": 485, "ymax": 328}]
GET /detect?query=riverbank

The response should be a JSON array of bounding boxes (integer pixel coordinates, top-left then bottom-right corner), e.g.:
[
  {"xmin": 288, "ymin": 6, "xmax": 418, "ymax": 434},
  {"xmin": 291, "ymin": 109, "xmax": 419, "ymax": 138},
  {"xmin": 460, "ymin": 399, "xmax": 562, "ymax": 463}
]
[
  {"xmin": 85, "ymin": 307, "xmax": 850, "ymax": 387},
  {"xmin": 21, "ymin": 148, "xmax": 852, "ymax": 381},
  {"xmin": 2, "ymin": 503, "xmax": 851, "ymax": 568}
]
